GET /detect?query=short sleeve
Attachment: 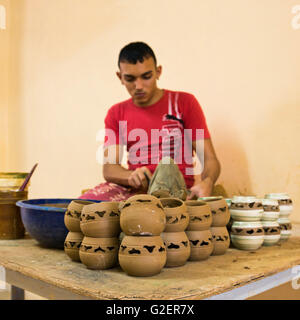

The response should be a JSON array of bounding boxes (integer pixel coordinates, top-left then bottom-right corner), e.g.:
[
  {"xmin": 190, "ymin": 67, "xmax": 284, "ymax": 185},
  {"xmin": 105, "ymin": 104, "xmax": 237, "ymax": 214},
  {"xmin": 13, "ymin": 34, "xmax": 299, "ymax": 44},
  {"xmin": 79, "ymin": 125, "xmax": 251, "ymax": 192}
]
[
  {"xmin": 104, "ymin": 105, "xmax": 124, "ymax": 147},
  {"xmin": 181, "ymin": 93, "xmax": 211, "ymax": 140}
]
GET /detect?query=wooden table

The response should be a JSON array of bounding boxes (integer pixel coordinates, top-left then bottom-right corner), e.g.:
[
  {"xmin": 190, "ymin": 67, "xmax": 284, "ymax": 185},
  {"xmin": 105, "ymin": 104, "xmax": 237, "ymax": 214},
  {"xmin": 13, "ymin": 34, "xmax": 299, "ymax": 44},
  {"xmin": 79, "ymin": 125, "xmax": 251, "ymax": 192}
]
[{"xmin": 1, "ymin": 226, "xmax": 300, "ymax": 300}]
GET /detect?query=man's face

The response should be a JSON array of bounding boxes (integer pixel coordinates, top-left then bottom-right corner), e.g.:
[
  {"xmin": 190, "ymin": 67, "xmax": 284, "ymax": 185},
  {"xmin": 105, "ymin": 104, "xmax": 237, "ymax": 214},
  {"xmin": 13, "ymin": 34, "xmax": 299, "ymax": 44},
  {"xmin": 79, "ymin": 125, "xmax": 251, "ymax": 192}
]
[{"xmin": 117, "ymin": 57, "xmax": 162, "ymax": 107}]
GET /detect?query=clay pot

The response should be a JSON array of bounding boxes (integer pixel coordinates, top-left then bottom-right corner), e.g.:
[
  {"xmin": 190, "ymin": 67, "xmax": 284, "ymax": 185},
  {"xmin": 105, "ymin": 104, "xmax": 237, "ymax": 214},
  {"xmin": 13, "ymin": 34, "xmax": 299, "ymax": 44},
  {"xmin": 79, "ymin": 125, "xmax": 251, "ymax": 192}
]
[
  {"xmin": 64, "ymin": 232, "xmax": 84, "ymax": 262},
  {"xmin": 79, "ymin": 236, "xmax": 119, "ymax": 270},
  {"xmin": 120, "ymin": 195, "xmax": 166, "ymax": 236},
  {"xmin": 64, "ymin": 200, "xmax": 94, "ymax": 232},
  {"xmin": 210, "ymin": 226, "xmax": 230, "ymax": 255},
  {"xmin": 261, "ymin": 221, "xmax": 281, "ymax": 246},
  {"xmin": 186, "ymin": 230, "xmax": 213, "ymax": 261},
  {"xmin": 185, "ymin": 200, "xmax": 212, "ymax": 231},
  {"xmin": 265, "ymin": 193, "xmax": 293, "ymax": 218},
  {"xmin": 278, "ymin": 217, "xmax": 292, "ymax": 241},
  {"xmin": 229, "ymin": 196, "xmax": 263, "ymax": 222},
  {"xmin": 160, "ymin": 198, "xmax": 189, "ymax": 232},
  {"xmin": 202, "ymin": 197, "xmax": 230, "ymax": 227},
  {"xmin": 119, "ymin": 235, "xmax": 166, "ymax": 277},
  {"xmin": 161, "ymin": 232, "xmax": 190, "ymax": 267},
  {"xmin": 261, "ymin": 199, "xmax": 279, "ymax": 221},
  {"xmin": 80, "ymin": 202, "xmax": 120, "ymax": 237},
  {"xmin": 230, "ymin": 221, "xmax": 264, "ymax": 251}
]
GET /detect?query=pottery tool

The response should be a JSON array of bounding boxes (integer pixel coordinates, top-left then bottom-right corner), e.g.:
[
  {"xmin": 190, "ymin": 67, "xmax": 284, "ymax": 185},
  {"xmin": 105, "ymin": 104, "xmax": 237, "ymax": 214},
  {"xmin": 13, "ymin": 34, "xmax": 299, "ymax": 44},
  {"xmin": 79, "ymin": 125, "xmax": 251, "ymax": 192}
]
[{"xmin": 18, "ymin": 163, "xmax": 38, "ymax": 191}]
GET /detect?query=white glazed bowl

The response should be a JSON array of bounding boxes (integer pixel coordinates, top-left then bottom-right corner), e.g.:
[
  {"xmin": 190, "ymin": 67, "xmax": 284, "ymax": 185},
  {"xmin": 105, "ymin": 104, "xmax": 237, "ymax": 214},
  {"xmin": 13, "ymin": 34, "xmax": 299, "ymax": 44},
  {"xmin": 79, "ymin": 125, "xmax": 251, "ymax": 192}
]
[
  {"xmin": 230, "ymin": 221, "xmax": 264, "ymax": 251},
  {"xmin": 265, "ymin": 193, "xmax": 293, "ymax": 218},
  {"xmin": 261, "ymin": 220, "xmax": 281, "ymax": 246},
  {"xmin": 261, "ymin": 199, "xmax": 279, "ymax": 221},
  {"xmin": 229, "ymin": 196, "xmax": 263, "ymax": 222}
]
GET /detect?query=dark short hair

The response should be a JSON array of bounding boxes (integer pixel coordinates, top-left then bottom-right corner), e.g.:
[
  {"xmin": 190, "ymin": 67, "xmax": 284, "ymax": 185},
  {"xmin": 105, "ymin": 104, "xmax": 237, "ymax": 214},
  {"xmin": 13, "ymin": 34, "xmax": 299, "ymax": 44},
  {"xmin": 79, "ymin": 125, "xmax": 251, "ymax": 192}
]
[{"xmin": 118, "ymin": 42, "xmax": 157, "ymax": 67}]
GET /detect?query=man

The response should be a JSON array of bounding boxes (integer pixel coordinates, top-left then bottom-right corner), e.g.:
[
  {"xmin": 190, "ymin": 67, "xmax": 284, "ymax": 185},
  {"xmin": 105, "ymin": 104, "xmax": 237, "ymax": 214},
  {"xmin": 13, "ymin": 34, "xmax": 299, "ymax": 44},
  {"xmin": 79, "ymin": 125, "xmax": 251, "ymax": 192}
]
[{"xmin": 80, "ymin": 42, "xmax": 220, "ymax": 201}]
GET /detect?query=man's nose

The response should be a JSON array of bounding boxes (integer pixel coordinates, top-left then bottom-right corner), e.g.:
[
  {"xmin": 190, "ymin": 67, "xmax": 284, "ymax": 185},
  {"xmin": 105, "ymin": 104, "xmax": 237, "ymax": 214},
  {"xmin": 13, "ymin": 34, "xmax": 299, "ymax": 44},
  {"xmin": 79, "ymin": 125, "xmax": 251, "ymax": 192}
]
[{"xmin": 135, "ymin": 78, "xmax": 143, "ymax": 90}]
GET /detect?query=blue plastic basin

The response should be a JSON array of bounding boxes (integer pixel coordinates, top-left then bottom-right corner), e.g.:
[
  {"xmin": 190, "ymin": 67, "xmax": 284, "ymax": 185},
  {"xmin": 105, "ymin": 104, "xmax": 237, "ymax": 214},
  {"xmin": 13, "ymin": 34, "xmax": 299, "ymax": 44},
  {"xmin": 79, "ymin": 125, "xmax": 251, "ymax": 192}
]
[{"xmin": 16, "ymin": 198, "xmax": 91, "ymax": 249}]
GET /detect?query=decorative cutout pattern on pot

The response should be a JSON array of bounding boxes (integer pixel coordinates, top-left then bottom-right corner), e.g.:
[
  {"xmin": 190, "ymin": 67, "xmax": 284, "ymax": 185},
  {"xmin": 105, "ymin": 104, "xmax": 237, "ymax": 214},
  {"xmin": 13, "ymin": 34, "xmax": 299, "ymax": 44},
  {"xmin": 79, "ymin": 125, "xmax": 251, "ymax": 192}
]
[
  {"xmin": 184, "ymin": 200, "xmax": 212, "ymax": 231},
  {"xmin": 200, "ymin": 197, "xmax": 229, "ymax": 227},
  {"xmin": 261, "ymin": 221, "xmax": 281, "ymax": 246},
  {"xmin": 229, "ymin": 196, "xmax": 263, "ymax": 222},
  {"xmin": 64, "ymin": 231, "xmax": 84, "ymax": 262},
  {"xmin": 79, "ymin": 236, "xmax": 119, "ymax": 270},
  {"xmin": 80, "ymin": 202, "xmax": 120, "ymax": 237},
  {"xmin": 160, "ymin": 198, "xmax": 189, "ymax": 232},
  {"xmin": 210, "ymin": 226, "xmax": 230, "ymax": 255},
  {"xmin": 265, "ymin": 193, "xmax": 293, "ymax": 218},
  {"xmin": 161, "ymin": 232, "xmax": 191, "ymax": 267},
  {"xmin": 119, "ymin": 235, "xmax": 167, "ymax": 276},
  {"xmin": 64, "ymin": 200, "xmax": 95, "ymax": 232},
  {"xmin": 185, "ymin": 230, "xmax": 213, "ymax": 260},
  {"xmin": 120, "ymin": 195, "xmax": 166, "ymax": 236},
  {"xmin": 230, "ymin": 221, "xmax": 264, "ymax": 251}
]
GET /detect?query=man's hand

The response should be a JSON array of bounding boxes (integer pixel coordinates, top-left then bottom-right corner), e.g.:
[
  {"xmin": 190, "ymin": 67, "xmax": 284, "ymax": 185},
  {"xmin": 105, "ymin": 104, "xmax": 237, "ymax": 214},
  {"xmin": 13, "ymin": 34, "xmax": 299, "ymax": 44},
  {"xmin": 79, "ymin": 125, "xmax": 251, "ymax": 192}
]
[
  {"xmin": 128, "ymin": 167, "xmax": 153, "ymax": 191},
  {"xmin": 187, "ymin": 177, "xmax": 214, "ymax": 200}
]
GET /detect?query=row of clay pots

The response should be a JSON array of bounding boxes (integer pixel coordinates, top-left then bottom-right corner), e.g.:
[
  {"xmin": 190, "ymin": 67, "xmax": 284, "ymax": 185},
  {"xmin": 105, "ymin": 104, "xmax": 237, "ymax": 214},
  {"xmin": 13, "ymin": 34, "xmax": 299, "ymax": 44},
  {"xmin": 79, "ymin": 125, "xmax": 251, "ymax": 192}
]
[
  {"xmin": 228, "ymin": 194, "xmax": 293, "ymax": 250},
  {"xmin": 64, "ymin": 197, "xmax": 231, "ymax": 237},
  {"xmin": 64, "ymin": 196, "xmax": 231, "ymax": 275}
]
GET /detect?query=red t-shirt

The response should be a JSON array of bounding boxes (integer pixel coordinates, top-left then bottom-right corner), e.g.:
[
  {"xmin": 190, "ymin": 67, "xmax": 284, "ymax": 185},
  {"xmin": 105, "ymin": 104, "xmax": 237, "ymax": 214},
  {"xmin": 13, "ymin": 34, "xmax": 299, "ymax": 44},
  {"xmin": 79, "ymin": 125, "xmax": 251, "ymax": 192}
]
[{"xmin": 104, "ymin": 89, "xmax": 210, "ymax": 188}]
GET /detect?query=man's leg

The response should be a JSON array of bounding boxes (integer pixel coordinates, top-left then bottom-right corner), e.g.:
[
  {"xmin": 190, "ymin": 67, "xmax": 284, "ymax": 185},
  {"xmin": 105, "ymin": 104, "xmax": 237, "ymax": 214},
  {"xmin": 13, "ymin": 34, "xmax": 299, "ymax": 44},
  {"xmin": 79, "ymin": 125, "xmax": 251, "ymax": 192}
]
[{"xmin": 78, "ymin": 182, "xmax": 138, "ymax": 201}]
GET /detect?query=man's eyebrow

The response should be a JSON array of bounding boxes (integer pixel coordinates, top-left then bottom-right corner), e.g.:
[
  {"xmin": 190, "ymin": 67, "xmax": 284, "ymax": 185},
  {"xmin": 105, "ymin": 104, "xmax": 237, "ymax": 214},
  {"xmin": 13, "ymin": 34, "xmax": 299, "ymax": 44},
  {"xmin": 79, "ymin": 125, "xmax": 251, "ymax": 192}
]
[{"xmin": 123, "ymin": 71, "xmax": 153, "ymax": 78}]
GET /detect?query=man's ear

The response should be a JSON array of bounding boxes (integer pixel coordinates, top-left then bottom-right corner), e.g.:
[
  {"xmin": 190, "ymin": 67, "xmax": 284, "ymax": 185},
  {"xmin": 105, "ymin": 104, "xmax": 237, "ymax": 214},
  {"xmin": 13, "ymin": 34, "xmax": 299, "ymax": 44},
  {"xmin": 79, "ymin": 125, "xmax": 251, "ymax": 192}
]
[
  {"xmin": 116, "ymin": 71, "xmax": 123, "ymax": 84},
  {"xmin": 156, "ymin": 65, "xmax": 162, "ymax": 80}
]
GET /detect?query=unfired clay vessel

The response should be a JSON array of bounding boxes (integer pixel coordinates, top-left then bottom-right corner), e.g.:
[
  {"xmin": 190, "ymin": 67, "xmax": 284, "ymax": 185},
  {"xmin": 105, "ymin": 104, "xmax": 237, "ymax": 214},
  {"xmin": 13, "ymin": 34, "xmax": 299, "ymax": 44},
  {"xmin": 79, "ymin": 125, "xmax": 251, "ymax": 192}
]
[
  {"xmin": 64, "ymin": 200, "xmax": 94, "ymax": 232},
  {"xmin": 79, "ymin": 236, "xmax": 119, "ymax": 270},
  {"xmin": 160, "ymin": 198, "xmax": 189, "ymax": 232},
  {"xmin": 230, "ymin": 221, "xmax": 264, "ymax": 250},
  {"xmin": 119, "ymin": 235, "xmax": 167, "ymax": 277},
  {"xmin": 185, "ymin": 230, "xmax": 213, "ymax": 261},
  {"xmin": 265, "ymin": 193, "xmax": 293, "ymax": 218},
  {"xmin": 80, "ymin": 202, "xmax": 120, "ymax": 237},
  {"xmin": 229, "ymin": 196, "xmax": 263, "ymax": 222},
  {"xmin": 161, "ymin": 232, "xmax": 190, "ymax": 267},
  {"xmin": 261, "ymin": 199, "xmax": 280, "ymax": 221},
  {"xmin": 120, "ymin": 195, "xmax": 166, "ymax": 236},
  {"xmin": 261, "ymin": 221, "xmax": 281, "ymax": 246},
  {"xmin": 278, "ymin": 217, "xmax": 292, "ymax": 241},
  {"xmin": 201, "ymin": 197, "xmax": 230, "ymax": 227},
  {"xmin": 210, "ymin": 226, "xmax": 230, "ymax": 255},
  {"xmin": 185, "ymin": 200, "xmax": 212, "ymax": 231},
  {"xmin": 64, "ymin": 231, "xmax": 84, "ymax": 262}
]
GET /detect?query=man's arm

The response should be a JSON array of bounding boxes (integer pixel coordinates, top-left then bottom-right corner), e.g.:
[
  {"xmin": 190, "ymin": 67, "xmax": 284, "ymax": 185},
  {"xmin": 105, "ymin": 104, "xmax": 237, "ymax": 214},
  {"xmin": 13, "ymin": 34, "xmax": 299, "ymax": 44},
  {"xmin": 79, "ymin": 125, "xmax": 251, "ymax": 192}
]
[
  {"xmin": 102, "ymin": 145, "xmax": 152, "ymax": 191},
  {"xmin": 187, "ymin": 139, "xmax": 221, "ymax": 199}
]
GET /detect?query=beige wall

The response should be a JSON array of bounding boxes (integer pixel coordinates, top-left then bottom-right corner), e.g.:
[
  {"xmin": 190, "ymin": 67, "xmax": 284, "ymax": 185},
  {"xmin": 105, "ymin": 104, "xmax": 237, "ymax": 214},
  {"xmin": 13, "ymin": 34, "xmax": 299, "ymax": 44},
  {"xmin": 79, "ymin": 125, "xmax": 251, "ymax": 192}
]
[
  {"xmin": 0, "ymin": 0, "xmax": 9, "ymax": 170},
  {"xmin": 3, "ymin": 0, "xmax": 300, "ymax": 221}
]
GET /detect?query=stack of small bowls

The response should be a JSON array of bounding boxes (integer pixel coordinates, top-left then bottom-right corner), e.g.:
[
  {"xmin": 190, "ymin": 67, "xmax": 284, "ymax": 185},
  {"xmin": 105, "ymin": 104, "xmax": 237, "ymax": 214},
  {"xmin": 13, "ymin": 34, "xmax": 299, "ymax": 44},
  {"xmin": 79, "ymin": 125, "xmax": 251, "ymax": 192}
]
[
  {"xmin": 79, "ymin": 201, "xmax": 120, "ymax": 270},
  {"xmin": 201, "ymin": 197, "xmax": 231, "ymax": 255},
  {"xmin": 64, "ymin": 200, "xmax": 94, "ymax": 262},
  {"xmin": 265, "ymin": 193, "xmax": 293, "ymax": 241},
  {"xmin": 118, "ymin": 195, "xmax": 167, "ymax": 277},
  {"xmin": 160, "ymin": 198, "xmax": 190, "ymax": 267},
  {"xmin": 229, "ymin": 196, "xmax": 264, "ymax": 251},
  {"xmin": 261, "ymin": 199, "xmax": 281, "ymax": 246},
  {"xmin": 185, "ymin": 200, "xmax": 214, "ymax": 260}
]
